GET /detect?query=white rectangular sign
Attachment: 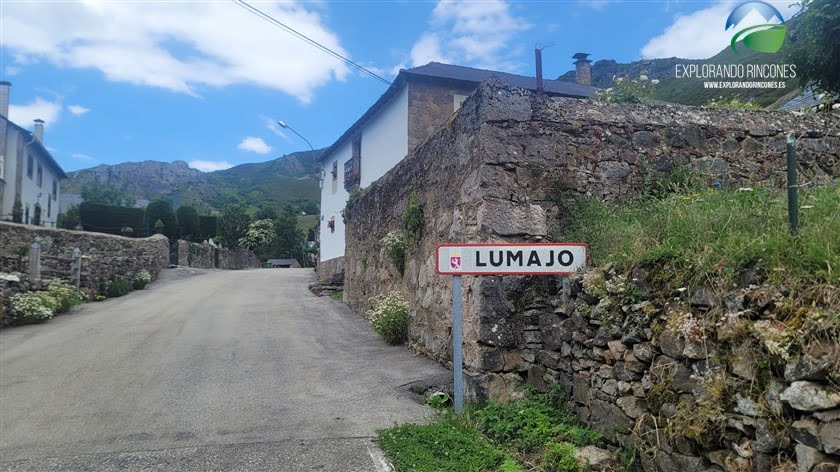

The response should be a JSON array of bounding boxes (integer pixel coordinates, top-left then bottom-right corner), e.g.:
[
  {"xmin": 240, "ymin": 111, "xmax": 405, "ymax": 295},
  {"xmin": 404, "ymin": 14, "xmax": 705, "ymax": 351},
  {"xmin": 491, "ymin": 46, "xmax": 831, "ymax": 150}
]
[{"xmin": 436, "ymin": 243, "xmax": 587, "ymax": 275}]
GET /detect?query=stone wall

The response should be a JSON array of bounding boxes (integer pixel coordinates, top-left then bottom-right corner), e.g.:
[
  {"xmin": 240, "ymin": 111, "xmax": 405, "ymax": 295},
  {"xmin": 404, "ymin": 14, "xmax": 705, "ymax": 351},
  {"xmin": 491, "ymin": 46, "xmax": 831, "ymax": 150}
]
[
  {"xmin": 344, "ymin": 78, "xmax": 840, "ymax": 471},
  {"xmin": 175, "ymin": 239, "xmax": 259, "ymax": 270},
  {"xmin": 0, "ymin": 221, "xmax": 169, "ymax": 316},
  {"xmin": 216, "ymin": 246, "xmax": 260, "ymax": 270},
  {"xmin": 318, "ymin": 255, "xmax": 344, "ymax": 281},
  {"xmin": 407, "ymin": 77, "xmax": 477, "ymax": 152}
]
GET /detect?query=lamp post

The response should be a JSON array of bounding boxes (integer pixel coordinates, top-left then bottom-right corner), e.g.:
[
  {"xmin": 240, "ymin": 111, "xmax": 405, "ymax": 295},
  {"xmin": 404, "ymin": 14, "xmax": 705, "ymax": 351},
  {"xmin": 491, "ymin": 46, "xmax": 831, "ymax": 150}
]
[{"xmin": 277, "ymin": 120, "xmax": 314, "ymax": 151}]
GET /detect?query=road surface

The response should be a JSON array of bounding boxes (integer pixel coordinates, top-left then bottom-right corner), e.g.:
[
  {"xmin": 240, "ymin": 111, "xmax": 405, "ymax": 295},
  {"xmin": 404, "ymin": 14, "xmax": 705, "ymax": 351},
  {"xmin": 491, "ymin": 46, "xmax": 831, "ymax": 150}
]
[{"xmin": 0, "ymin": 268, "xmax": 448, "ymax": 471}]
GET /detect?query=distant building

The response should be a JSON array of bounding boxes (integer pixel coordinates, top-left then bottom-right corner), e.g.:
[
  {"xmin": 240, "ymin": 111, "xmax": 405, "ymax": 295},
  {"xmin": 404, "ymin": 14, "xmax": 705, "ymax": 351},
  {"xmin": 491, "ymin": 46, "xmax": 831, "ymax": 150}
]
[
  {"xmin": 0, "ymin": 81, "xmax": 67, "ymax": 227},
  {"xmin": 265, "ymin": 258, "xmax": 301, "ymax": 268},
  {"xmin": 316, "ymin": 60, "xmax": 598, "ymax": 278}
]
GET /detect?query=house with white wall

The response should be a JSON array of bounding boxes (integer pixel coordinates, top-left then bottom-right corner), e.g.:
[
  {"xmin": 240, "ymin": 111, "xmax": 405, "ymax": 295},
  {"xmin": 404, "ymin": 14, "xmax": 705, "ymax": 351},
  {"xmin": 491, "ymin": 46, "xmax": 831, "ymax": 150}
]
[
  {"xmin": 316, "ymin": 61, "xmax": 598, "ymax": 278},
  {"xmin": 0, "ymin": 81, "xmax": 67, "ymax": 228}
]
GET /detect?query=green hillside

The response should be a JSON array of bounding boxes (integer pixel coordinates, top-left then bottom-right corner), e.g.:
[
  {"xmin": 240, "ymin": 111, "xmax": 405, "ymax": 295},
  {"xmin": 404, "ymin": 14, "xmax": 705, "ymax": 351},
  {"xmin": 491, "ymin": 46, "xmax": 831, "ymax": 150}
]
[{"xmin": 62, "ymin": 149, "xmax": 324, "ymax": 215}]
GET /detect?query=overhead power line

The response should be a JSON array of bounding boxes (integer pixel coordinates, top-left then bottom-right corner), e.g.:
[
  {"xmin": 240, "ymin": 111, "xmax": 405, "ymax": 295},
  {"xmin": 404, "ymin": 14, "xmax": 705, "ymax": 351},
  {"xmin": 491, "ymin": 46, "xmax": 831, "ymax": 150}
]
[{"xmin": 232, "ymin": 0, "xmax": 392, "ymax": 86}]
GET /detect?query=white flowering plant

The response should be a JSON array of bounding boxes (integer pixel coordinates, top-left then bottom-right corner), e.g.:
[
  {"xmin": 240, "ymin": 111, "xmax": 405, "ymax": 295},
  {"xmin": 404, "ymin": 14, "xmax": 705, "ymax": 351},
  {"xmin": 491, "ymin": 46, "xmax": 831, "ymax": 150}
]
[
  {"xmin": 380, "ymin": 231, "xmax": 407, "ymax": 276},
  {"xmin": 10, "ymin": 292, "xmax": 55, "ymax": 322},
  {"xmin": 366, "ymin": 291, "xmax": 409, "ymax": 345},
  {"xmin": 47, "ymin": 282, "xmax": 86, "ymax": 313},
  {"xmin": 595, "ymin": 71, "xmax": 657, "ymax": 104},
  {"xmin": 133, "ymin": 269, "xmax": 152, "ymax": 289}
]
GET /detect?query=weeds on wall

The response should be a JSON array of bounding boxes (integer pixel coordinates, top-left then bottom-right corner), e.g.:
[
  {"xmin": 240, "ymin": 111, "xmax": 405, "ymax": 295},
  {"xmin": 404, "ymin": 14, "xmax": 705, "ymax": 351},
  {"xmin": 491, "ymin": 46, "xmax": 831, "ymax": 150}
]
[
  {"xmin": 341, "ymin": 189, "xmax": 360, "ymax": 224},
  {"xmin": 381, "ymin": 231, "xmax": 407, "ymax": 276}
]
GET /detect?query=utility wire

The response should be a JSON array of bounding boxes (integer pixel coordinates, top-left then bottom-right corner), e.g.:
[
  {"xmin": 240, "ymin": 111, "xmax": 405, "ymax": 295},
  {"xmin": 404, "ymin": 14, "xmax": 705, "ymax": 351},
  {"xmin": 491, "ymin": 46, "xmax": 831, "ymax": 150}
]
[{"xmin": 232, "ymin": 0, "xmax": 392, "ymax": 86}]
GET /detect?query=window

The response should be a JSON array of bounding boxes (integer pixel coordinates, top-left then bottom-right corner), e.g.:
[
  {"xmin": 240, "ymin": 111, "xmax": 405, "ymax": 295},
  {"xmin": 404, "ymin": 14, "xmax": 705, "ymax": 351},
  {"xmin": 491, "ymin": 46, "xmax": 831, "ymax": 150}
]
[
  {"xmin": 331, "ymin": 160, "xmax": 338, "ymax": 195},
  {"xmin": 454, "ymin": 94, "xmax": 468, "ymax": 112},
  {"xmin": 0, "ymin": 154, "xmax": 5, "ymax": 180},
  {"xmin": 352, "ymin": 136, "xmax": 361, "ymax": 159},
  {"xmin": 27, "ymin": 155, "xmax": 33, "ymax": 179},
  {"xmin": 25, "ymin": 205, "xmax": 29, "ymax": 224},
  {"xmin": 48, "ymin": 199, "xmax": 51, "ymax": 218},
  {"xmin": 52, "ymin": 180, "xmax": 57, "ymax": 200},
  {"xmin": 37, "ymin": 164, "xmax": 43, "ymax": 187}
]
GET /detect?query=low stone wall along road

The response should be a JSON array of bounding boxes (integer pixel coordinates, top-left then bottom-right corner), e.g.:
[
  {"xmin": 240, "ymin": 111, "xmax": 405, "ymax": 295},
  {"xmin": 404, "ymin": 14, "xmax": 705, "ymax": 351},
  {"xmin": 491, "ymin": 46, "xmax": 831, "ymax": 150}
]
[{"xmin": 0, "ymin": 268, "xmax": 447, "ymax": 471}]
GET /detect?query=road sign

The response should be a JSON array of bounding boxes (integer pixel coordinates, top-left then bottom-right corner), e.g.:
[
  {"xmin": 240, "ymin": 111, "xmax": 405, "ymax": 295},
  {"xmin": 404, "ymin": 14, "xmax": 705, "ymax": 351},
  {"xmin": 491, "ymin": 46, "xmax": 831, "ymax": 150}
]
[
  {"xmin": 436, "ymin": 242, "xmax": 587, "ymax": 413},
  {"xmin": 436, "ymin": 243, "xmax": 587, "ymax": 275}
]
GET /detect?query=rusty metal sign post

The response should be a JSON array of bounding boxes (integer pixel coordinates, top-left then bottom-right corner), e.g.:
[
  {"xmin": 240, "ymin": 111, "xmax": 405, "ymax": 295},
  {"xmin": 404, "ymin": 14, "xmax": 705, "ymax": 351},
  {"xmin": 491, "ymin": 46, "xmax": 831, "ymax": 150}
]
[{"xmin": 436, "ymin": 243, "xmax": 587, "ymax": 413}]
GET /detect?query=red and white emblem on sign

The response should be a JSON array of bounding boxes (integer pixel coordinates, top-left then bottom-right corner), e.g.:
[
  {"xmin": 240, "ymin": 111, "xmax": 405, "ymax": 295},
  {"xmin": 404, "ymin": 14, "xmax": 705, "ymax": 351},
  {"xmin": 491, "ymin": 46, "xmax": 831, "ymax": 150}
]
[{"xmin": 450, "ymin": 256, "xmax": 462, "ymax": 270}]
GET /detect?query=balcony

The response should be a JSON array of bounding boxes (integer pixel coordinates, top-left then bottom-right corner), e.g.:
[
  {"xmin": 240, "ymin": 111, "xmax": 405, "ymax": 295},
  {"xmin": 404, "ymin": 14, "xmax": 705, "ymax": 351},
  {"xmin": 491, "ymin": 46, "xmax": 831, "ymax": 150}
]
[{"xmin": 344, "ymin": 157, "xmax": 360, "ymax": 191}]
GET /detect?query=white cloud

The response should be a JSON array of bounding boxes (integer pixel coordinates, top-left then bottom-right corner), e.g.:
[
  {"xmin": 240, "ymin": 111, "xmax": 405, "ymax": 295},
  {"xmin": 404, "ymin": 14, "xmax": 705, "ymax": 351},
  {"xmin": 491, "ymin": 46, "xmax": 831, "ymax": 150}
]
[
  {"xmin": 8, "ymin": 97, "xmax": 62, "ymax": 127},
  {"xmin": 641, "ymin": 1, "xmax": 800, "ymax": 59},
  {"xmin": 67, "ymin": 104, "xmax": 90, "ymax": 116},
  {"xmin": 71, "ymin": 152, "xmax": 98, "ymax": 163},
  {"xmin": 189, "ymin": 160, "xmax": 234, "ymax": 172},
  {"xmin": 237, "ymin": 137, "xmax": 272, "ymax": 154},
  {"xmin": 409, "ymin": 0, "xmax": 530, "ymax": 71},
  {"xmin": 1, "ymin": 1, "xmax": 351, "ymax": 102},
  {"xmin": 264, "ymin": 117, "xmax": 288, "ymax": 138}
]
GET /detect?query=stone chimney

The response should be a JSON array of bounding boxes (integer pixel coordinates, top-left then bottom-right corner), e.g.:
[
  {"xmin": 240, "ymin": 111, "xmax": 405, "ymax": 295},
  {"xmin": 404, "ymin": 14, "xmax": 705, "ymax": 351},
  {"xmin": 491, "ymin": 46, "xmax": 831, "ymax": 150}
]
[
  {"xmin": 573, "ymin": 53, "xmax": 592, "ymax": 87},
  {"xmin": 34, "ymin": 119, "xmax": 44, "ymax": 142},
  {"xmin": 0, "ymin": 81, "xmax": 10, "ymax": 119}
]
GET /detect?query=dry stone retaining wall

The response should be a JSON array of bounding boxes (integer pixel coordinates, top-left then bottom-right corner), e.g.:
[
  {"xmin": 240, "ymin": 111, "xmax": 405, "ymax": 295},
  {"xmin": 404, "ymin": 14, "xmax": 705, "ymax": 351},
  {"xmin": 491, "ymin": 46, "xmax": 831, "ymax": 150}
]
[
  {"xmin": 344, "ymin": 78, "xmax": 840, "ymax": 471},
  {"xmin": 175, "ymin": 239, "xmax": 259, "ymax": 270}
]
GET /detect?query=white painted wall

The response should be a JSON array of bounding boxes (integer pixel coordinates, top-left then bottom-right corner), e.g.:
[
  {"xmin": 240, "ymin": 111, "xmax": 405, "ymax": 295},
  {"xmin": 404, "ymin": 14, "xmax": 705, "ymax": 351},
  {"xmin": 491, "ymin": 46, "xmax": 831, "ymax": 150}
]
[
  {"xmin": 0, "ymin": 131, "xmax": 18, "ymax": 220},
  {"xmin": 318, "ymin": 87, "xmax": 409, "ymax": 262},
  {"xmin": 360, "ymin": 88, "xmax": 408, "ymax": 186},
  {"xmin": 319, "ymin": 141, "xmax": 351, "ymax": 262},
  {"xmin": 0, "ymin": 126, "xmax": 61, "ymax": 227}
]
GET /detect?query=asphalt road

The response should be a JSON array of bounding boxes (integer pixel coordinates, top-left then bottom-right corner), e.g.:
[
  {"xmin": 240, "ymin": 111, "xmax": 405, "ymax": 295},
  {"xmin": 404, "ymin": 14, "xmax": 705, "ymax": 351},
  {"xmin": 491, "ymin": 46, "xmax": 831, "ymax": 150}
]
[{"xmin": 0, "ymin": 268, "xmax": 448, "ymax": 471}]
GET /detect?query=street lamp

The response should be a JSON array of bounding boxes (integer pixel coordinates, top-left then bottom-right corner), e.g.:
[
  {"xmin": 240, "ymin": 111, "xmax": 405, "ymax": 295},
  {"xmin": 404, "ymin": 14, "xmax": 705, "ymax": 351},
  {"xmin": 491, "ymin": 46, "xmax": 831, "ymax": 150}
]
[{"xmin": 277, "ymin": 120, "xmax": 314, "ymax": 151}]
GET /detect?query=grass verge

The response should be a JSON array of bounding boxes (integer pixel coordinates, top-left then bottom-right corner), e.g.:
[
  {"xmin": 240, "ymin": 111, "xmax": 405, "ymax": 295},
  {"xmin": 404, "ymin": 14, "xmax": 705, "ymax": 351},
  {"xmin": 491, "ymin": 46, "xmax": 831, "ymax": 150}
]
[
  {"xmin": 377, "ymin": 388, "xmax": 611, "ymax": 472},
  {"xmin": 557, "ymin": 184, "xmax": 839, "ymax": 300}
]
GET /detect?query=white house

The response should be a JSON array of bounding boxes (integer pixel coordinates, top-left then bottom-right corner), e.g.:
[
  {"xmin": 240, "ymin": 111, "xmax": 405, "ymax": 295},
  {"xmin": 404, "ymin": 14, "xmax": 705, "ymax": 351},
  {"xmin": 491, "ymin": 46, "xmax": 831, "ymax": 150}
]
[
  {"xmin": 0, "ymin": 81, "xmax": 67, "ymax": 228},
  {"xmin": 316, "ymin": 61, "xmax": 598, "ymax": 278}
]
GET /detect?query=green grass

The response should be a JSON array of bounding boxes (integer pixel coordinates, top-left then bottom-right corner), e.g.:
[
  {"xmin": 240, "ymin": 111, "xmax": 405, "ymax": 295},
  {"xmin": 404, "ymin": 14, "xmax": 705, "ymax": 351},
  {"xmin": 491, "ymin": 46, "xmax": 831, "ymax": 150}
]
[
  {"xmin": 557, "ymin": 184, "xmax": 839, "ymax": 295},
  {"xmin": 378, "ymin": 417, "xmax": 513, "ymax": 472},
  {"xmin": 377, "ymin": 388, "xmax": 607, "ymax": 472},
  {"xmin": 297, "ymin": 214, "xmax": 318, "ymax": 232},
  {"xmin": 329, "ymin": 290, "xmax": 343, "ymax": 301}
]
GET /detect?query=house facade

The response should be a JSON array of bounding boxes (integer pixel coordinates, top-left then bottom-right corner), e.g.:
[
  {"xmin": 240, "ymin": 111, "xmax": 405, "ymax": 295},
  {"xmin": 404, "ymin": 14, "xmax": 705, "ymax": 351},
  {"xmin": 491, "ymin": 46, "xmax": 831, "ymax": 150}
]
[
  {"xmin": 316, "ymin": 61, "xmax": 598, "ymax": 278},
  {"xmin": 0, "ymin": 82, "xmax": 67, "ymax": 228}
]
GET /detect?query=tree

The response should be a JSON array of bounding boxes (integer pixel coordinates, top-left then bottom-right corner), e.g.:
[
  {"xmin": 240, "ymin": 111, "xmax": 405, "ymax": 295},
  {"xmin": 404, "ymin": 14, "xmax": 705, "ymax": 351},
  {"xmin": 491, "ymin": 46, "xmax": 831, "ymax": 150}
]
[
  {"xmin": 218, "ymin": 204, "xmax": 251, "ymax": 248},
  {"xmin": 238, "ymin": 219, "xmax": 276, "ymax": 250},
  {"xmin": 271, "ymin": 205, "xmax": 306, "ymax": 266},
  {"xmin": 255, "ymin": 206, "xmax": 278, "ymax": 221},
  {"xmin": 783, "ymin": 0, "xmax": 840, "ymax": 97},
  {"xmin": 176, "ymin": 205, "xmax": 200, "ymax": 241},
  {"xmin": 11, "ymin": 196, "xmax": 22, "ymax": 223},
  {"xmin": 57, "ymin": 204, "xmax": 81, "ymax": 229},
  {"xmin": 80, "ymin": 182, "xmax": 135, "ymax": 207},
  {"xmin": 145, "ymin": 200, "xmax": 178, "ymax": 239}
]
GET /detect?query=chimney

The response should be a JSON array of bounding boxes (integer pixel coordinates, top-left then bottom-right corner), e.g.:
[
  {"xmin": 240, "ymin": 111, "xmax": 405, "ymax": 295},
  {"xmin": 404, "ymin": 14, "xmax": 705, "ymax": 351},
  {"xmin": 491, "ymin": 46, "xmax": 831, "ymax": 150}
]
[
  {"xmin": 535, "ymin": 48, "xmax": 544, "ymax": 93},
  {"xmin": 573, "ymin": 53, "xmax": 592, "ymax": 87},
  {"xmin": 33, "ymin": 119, "xmax": 44, "ymax": 143},
  {"xmin": 0, "ymin": 81, "xmax": 9, "ymax": 119}
]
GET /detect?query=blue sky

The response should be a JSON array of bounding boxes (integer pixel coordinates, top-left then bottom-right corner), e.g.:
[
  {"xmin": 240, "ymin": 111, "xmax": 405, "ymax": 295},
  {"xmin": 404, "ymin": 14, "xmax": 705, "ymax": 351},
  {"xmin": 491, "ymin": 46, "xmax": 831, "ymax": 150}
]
[{"xmin": 1, "ymin": 0, "xmax": 798, "ymax": 173}]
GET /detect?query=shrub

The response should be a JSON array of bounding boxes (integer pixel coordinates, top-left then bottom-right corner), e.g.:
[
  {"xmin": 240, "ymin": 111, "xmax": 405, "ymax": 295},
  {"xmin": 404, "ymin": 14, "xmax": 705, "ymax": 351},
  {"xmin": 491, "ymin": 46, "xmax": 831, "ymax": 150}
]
[
  {"xmin": 10, "ymin": 292, "xmax": 54, "ymax": 322},
  {"xmin": 402, "ymin": 190, "xmax": 424, "ymax": 236},
  {"xmin": 47, "ymin": 282, "xmax": 86, "ymax": 313},
  {"xmin": 381, "ymin": 231, "xmax": 407, "ymax": 276},
  {"xmin": 133, "ymin": 269, "xmax": 152, "ymax": 289},
  {"xmin": 105, "ymin": 276, "xmax": 132, "ymax": 298},
  {"xmin": 540, "ymin": 442, "xmax": 583, "ymax": 472},
  {"xmin": 366, "ymin": 291, "xmax": 409, "ymax": 345}
]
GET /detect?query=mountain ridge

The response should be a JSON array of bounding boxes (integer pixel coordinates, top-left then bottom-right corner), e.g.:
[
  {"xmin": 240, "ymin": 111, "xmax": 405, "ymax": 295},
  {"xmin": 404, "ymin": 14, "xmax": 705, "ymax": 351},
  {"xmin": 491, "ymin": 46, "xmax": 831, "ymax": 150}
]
[{"xmin": 61, "ymin": 149, "xmax": 323, "ymax": 214}]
